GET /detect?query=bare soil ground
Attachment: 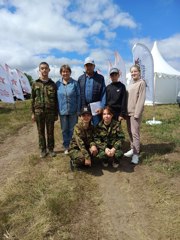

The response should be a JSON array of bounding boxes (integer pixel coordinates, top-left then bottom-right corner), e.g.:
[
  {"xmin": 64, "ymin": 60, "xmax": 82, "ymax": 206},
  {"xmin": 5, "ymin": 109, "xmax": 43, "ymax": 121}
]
[{"xmin": 0, "ymin": 123, "xmax": 179, "ymax": 240}]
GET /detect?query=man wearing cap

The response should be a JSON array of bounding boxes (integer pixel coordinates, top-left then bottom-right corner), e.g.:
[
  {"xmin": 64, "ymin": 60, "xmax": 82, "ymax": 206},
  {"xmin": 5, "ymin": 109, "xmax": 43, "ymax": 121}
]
[
  {"xmin": 78, "ymin": 57, "xmax": 106, "ymax": 125},
  {"xmin": 106, "ymin": 67, "xmax": 127, "ymax": 121},
  {"xmin": 68, "ymin": 106, "xmax": 98, "ymax": 170}
]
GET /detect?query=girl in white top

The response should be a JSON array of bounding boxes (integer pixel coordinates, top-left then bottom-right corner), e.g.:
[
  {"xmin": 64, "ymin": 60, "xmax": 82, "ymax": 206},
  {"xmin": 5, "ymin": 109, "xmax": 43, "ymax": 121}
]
[{"xmin": 124, "ymin": 65, "xmax": 146, "ymax": 164}]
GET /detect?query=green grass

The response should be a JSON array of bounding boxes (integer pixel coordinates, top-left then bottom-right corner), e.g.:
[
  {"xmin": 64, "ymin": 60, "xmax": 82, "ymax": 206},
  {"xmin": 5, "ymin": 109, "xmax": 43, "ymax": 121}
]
[
  {"xmin": 0, "ymin": 101, "xmax": 103, "ymax": 239},
  {"xmin": 0, "ymin": 100, "xmax": 31, "ymax": 143},
  {"xmin": 0, "ymin": 155, "xmax": 101, "ymax": 240},
  {"xmin": 0, "ymin": 102, "xmax": 179, "ymax": 239},
  {"xmin": 142, "ymin": 104, "xmax": 180, "ymax": 144},
  {"xmin": 140, "ymin": 104, "xmax": 180, "ymax": 176}
]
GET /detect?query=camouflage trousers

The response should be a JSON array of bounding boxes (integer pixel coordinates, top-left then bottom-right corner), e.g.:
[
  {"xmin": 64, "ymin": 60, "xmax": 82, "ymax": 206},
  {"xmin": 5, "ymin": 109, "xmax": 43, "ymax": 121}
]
[
  {"xmin": 68, "ymin": 148, "xmax": 92, "ymax": 166},
  {"xmin": 35, "ymin": 112, "xmax": 55, "ymax": 151},
  {"xmin": 96, "ymin": 148, "xmax": 123, "ymax": 163}
]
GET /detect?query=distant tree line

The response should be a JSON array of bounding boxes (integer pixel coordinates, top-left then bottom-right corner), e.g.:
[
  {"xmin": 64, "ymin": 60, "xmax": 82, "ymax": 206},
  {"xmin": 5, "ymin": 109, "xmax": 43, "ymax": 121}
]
[{"xmin": 24, "ymin": 73, "xmax": 34, "ymax": 86}]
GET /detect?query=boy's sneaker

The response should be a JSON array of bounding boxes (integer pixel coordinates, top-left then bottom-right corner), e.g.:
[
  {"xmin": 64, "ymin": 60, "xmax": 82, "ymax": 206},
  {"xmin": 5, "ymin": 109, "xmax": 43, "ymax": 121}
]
[
  {"xmin": 131, "ymin": 154, "xmax": 139, "ymax": 164},
  {"xmin": 112, "ymin": 161, "xmax": 119, "ymax": 169},
  {"xmin": 49, "ymin": 151, "xmax": 56, "ymax": 157},
  {"xmin": 102, "ymin": 160, "xmax": 108, "ymax": 168},
  {"xmin": 40, "ymin": 150, "xmax": 46, "ymax": 158},
  {"xmin": 124, "ymin": 149, "xmax": 133, "ymax": 157}
]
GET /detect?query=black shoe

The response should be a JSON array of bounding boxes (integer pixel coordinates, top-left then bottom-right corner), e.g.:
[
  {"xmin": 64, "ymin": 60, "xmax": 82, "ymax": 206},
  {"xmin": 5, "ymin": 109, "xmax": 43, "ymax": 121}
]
[
  {"xmin": 40, "ymin": 150, "xmax": 47, "ymax": 158},
  {"xmin": 49, "ymin": 151, "xmax": 56, "ymax": 157},
  {"xmin": 112, "ymin": 161, "xmax": 119, "ymax": 169},
  {"xmin": 102, "ymin": 159, "xmax": 108, "ymax": 167}
]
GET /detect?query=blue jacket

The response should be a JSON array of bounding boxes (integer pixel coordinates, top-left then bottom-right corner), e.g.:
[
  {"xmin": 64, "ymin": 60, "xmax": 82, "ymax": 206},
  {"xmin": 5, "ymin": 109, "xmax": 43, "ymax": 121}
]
[
  {"xmin": 56, "ymin": 78, "xmax": 80, "ymax": 115},
  {"xmin": 78, "ymin": 71, "xmax": 106, "ymax": 109}
]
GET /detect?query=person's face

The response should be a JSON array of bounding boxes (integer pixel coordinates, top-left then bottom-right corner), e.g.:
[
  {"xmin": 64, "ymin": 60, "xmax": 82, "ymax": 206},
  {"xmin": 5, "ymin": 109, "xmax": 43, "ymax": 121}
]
[
  {"xmin": 103, "ymin": 109, "xmax": 113, "ymax": 125},
  {"xmin": 81, "ymin": 113, "xmax": 92, "ymax": 124},
  {"xmin": 61, "ymin": 68, "xmax": 71, "ymax": 81},
  {"xmin": 39, "ymin": 64, "xmax": 50, "ymax": 79},
  {"xmin": 84, "ymin": 63, "xmax": 95, "ymax": 76},
  {"xmin": 130, "ymin": 67, "xmax": 140, "ymax": 81},
  {"xmin": 110, "ymin": 72, "xmax": 120, "ymax": 82}
]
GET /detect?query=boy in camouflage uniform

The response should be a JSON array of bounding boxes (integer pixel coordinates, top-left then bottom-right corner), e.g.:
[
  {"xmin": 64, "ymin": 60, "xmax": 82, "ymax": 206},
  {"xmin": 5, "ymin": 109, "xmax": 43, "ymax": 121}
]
[
  {"xmin": 94, "ymin": 106, "xmax": 125, "ymax": 168},
  {"xmin": 31, "ymin": 62, "xmax": 58, "ymax": 158},
  {"xmin": 68, "ymin": 106, "xmax": 98, "ymax": 170}
]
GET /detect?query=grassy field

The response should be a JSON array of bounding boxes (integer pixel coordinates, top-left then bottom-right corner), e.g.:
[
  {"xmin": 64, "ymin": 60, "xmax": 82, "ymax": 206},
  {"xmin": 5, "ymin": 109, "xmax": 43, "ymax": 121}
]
[
  {"xmin": 0, "ymin": 101, "xmax": 31, "ymax": 144},
  {"xmin": 0, "ymin": 101, "xmax": 179, "ymax": 239}
]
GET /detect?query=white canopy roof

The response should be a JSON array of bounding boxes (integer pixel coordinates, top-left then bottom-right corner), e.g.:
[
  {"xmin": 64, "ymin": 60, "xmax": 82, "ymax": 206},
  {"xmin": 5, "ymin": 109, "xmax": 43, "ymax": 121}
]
[{"xmin": 151, "ymin": 41, "xmax": 180, "ymax": 76}]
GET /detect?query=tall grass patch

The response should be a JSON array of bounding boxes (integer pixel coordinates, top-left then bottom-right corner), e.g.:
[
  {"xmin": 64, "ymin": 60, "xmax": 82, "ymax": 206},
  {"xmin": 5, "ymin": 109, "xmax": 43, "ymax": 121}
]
[
  {"xmin": 0, "ymin": 101, "xmax": 31, "ymax": 143},
  {"xmin": 0, "ymin": 155, "xmax": 101, "ymax": 240}
]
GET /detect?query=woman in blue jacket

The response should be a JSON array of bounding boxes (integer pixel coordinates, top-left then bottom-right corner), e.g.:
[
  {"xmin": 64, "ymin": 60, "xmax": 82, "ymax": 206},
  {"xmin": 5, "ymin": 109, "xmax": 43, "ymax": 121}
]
[{"xmin": 56, "ymin": 64, "xmax": 80, "ymax": 154}]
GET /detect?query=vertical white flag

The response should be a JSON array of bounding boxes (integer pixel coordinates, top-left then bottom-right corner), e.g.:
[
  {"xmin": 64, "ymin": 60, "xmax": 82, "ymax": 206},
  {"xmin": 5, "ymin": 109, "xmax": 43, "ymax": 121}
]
[
  {"xmin": 132, "ymin": 43, "xmax": 154, "ymax": 104},
  {"xmin": 105, "ymin": 60, "xmax": 113, "ymax": 86},
  {"xmin": 0, "ymin": 65, "xmax": 14, "ymax": 103},
  {"xmin": 4, "ymin": 64, "xmax": 24, "ymax": 100},
  {"xmin": 114, "ymin": 51, "xmax": 126, "ymax": 85},
  {"xmin": 16, "ymin": 69, "xmax": 31, "ymax": 94}
]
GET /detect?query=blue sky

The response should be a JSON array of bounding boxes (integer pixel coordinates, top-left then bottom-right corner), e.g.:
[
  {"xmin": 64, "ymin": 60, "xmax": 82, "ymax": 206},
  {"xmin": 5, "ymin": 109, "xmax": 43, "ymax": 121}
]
[{"xmin": 0, "ymin": 0, "xmax": 179, "ymax": 80}]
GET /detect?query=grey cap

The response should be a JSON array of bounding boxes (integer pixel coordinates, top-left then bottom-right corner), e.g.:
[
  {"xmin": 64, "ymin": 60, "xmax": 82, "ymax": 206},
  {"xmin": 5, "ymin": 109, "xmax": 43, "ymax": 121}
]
[
  {"xmin": 84, "ymin": 57, "xmax": 95, "ymax": 65},
  {"xmin": 109, "ymin": 67, "xmax": 119, "ymax": 75}
]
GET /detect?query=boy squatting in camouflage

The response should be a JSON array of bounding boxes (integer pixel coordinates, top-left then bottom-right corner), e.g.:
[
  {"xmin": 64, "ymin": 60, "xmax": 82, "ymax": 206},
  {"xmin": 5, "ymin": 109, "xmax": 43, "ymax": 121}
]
[
  {"xmin": 94, "ymin": 119, "xmax": 125, "ymax": 164},
  {"xmin": 68, "ymin": 119, "xmax": 97, "ymax": 167},
  {"xmin": 31, "ymin": 78, "xmax": 58, "ymax": 155}
]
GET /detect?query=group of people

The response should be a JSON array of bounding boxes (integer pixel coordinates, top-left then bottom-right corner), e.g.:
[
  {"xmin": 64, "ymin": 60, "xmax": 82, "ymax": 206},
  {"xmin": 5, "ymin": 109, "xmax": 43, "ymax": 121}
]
[{"xmin": 31, "ymin": 58, "xmax": 146, "ymax": 169}]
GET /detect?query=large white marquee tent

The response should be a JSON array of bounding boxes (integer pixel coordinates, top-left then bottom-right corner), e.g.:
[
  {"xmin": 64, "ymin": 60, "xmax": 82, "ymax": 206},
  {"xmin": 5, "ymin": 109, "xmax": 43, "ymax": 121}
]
[{"xmin": 152, "ymin": 41, "xmax": 180, "ymax": 104}]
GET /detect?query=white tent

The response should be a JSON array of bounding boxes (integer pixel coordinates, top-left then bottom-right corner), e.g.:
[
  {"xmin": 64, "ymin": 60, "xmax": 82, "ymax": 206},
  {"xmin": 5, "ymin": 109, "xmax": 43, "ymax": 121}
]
[
  {"xmin": 151, "ymin": 41, "xmax": 180, "ymax": 104},
  {"xmin": 126, "ymin": 41, "xmax": 180, "ymax": 104}
]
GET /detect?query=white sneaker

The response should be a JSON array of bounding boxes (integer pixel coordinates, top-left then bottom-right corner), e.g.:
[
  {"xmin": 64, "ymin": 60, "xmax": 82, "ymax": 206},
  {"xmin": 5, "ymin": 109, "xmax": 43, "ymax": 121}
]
[
  {"xmin": 124, "ymin": 149, "xmax": 133, "ymax": 157},
  {"xmin": 131, "ymin": 154, "xmax": 139, "ymax": 164},
  {"xmin": 64, "ymin": 149, "xmax": 69, "ymax": 155}
]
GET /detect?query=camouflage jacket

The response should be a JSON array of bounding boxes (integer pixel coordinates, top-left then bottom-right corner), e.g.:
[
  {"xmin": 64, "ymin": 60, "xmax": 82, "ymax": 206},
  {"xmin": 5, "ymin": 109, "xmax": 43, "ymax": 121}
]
[
  {"xmin": 69, "ymin": 120, "xmax": 96, "ymax": 159},
  {"xmin": 94, "ymin": 119, "xmax": 125, "ymax": 151},
  {"xmin": 31, "ymin": 78, "xmax": 58, "ymax": 116}
]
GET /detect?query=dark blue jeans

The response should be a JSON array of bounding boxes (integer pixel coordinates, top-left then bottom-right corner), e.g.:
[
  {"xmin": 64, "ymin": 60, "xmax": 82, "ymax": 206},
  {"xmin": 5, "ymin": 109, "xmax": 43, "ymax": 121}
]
[{"xmin": 60, "ymin": 114, "xmax": 78, "ymax": 149}]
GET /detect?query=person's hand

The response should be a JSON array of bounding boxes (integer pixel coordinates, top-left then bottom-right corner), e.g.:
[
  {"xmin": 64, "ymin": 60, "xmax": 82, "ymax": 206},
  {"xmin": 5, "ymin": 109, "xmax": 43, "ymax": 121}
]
[
  {"xmin": 31, "ymin": 113, "xmax": 35, "ymax": 122},
  {"xmin": 110, "ymin": 148, "xmax": 116, "ymax": 157},
  {"xmin": 90, "ymin": 145, "xmax": 98, "ymax": 156},
  {"xmin": 96, "ymin": 108, "xmax": 102, "ymax": 115},
  {"xmin": 118, "ymin": 116, "xmax": 124, "ymax": 122},
  {"xmin": 85, "ymin": 159, "xmax": 91, "ymax": 166},
  {"xmin": 105, "ymin": 148, "xmax": 111, "ymax": 157}
]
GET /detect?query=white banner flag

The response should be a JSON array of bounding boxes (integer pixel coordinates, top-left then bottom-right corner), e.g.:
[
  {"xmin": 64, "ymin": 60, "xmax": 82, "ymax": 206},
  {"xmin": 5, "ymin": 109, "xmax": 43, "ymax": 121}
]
[
  {"xmin": 105, "ymin": 59, "xmax": 113, "ymax": 86},
  {"xmin": 132, "ymin": 43, "xmax": 154, "ymax": 104},
  {"xmin": 0, "ymin": 65, "xmax": 14, "ymax": 103},
  {"xmin": 4, "ymin": 64, "xmax": 24, "ymax": 100},
  {"xmin": 16, "ymin": 69, "xmax": 31, "ymax": 94},
  {"xmin": 114, "ymin": 51, "xmax": 126, "ymax": 85}
]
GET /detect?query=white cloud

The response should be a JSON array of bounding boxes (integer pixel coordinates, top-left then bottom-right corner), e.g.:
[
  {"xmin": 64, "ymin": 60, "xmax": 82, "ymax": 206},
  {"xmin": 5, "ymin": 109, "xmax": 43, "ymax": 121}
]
[
  {"xmin": 109, "ymin": 12, "xmax": 137, "ymax": 29},
  {"xmin": 0, "ymin": 0, "xmax": 179, "ymax": 80}
]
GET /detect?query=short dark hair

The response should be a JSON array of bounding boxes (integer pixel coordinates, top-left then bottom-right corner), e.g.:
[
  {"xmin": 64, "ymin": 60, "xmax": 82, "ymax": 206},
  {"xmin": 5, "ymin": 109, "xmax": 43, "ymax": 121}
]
[
  {"xmin": 39, "ymin": 62, "xmax": 49, "ymax": 68},
  {"xmin": 60, "ymin": 64, "xmax": 72, "ymax": 74}
]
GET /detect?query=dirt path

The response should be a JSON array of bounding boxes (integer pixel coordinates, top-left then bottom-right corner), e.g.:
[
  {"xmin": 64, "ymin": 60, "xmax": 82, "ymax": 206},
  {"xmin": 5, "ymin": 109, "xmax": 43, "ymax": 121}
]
[
  {"xmin": 0, "ymin": 124, "xmax": 179, "ymax": 239},
  {"xmin": 95, "ymin": 161, "xmax": 179, "ymax": 240},
  {"xmin": 0, "ymin": 123, "xmax": 38, "ymax": 185}
]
